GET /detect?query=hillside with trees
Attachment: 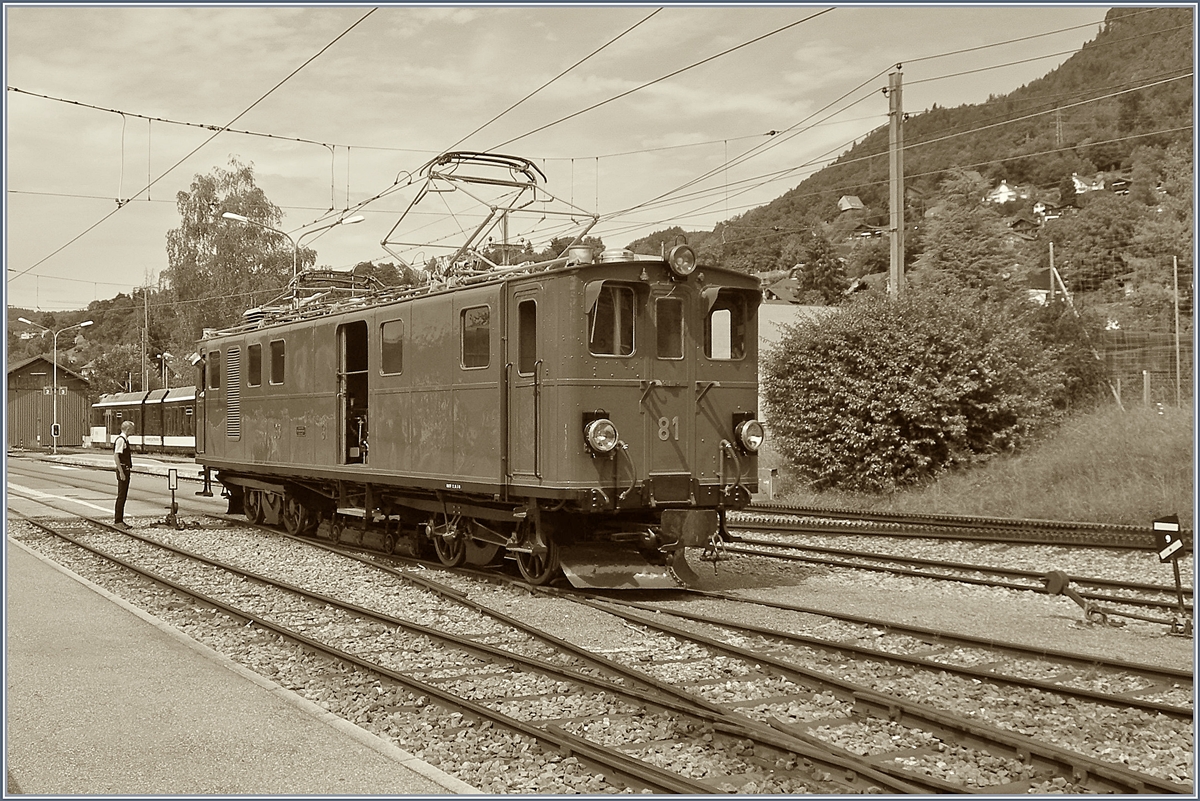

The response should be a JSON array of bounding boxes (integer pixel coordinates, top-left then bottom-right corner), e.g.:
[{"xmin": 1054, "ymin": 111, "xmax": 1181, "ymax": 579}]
[{"xmin": 628, "ymin": 6, "xmax": 1193, "ymax": 319}]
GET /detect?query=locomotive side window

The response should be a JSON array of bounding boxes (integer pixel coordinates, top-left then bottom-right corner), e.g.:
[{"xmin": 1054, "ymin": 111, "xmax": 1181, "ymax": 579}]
[
  {"xmin": 704, "ymin": 290, "xmax": 747, "ymax": 361},
  {"xmin": 588, "ymin": 284, "xmax": 634, "ymax": 356},
  {"xmin": 461, "ymin": 306, "xmax": 490, "ymax": 369},
  {"xmin": 247, "ymin": 344, "xmax": 262, "ymax": 387},
  {"xmin": 655, "ymin": 297, "xmax": 683, "ymax": 360},
  {"xmin": 381, "ymin": 319, "xmax": 404, "ymax": 374},
  {"xmin": 517, "ymin": 300, "xmax": 536, "ymax": 375},
  {"xmin": 208, "ymin": 351, "xmax": 221, "ymax": 389},
  {"xmin": 269, "ymin": 339, "xmax": 285, "ymax": 384}
]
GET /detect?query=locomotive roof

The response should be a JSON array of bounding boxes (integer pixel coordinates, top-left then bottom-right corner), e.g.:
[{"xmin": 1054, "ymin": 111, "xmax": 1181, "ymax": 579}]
[{"xmin": 203, "ymin": 254, "xmax": 760, "ymax": 340}]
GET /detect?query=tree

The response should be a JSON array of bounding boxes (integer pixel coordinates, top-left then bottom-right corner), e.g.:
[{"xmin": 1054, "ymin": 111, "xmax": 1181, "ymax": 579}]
[
  {"xmin": 914, "ymin": 170, "xmax": 1017, "ymax": 298},
  {"xmin": 86, "ymin": 344, "xmax": 143, "ymax": 396},
  {"xmin": 164, "ymin": 157, "xmax": 300, "ymax": 343},
  {"xmin": 795, "ymin": 230, "xmax": 847, "ymax": 304},
  {"xmin": 1042, "ymin": 193, "xmax": 1146, "ymax": 295}
]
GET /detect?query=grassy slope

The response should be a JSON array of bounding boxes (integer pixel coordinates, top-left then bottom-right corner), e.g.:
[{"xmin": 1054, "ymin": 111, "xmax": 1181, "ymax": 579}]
[{"xmin": 769, "ymin": 403, "xmax": 1195, "ymax": 528}]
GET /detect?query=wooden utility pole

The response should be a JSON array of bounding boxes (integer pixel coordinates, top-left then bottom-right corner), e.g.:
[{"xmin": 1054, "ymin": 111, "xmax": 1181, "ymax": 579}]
[
  {"xmin": 1173, "ymin": 255, "xmax": 1181, "ymax": 406},
  {"xmin": 887, "ymin": 68, "xmax": 905, "ymax": 299}
]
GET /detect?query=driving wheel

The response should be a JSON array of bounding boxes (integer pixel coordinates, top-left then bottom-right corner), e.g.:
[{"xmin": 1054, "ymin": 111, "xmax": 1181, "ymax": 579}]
[
  {"xmin": 244, "ymin": 490, "xmax": 265, "ymax": 525},
  {"xmin": 433, "ymin": 531, "xmax": 467, "ymax": 567},
  {"xmin": 281, "ymin": 496, "xmax": 309, "ymax": 536},
  {"xmin": 517, "ymin": 531, "xmax": 560, "ymax": 585}
]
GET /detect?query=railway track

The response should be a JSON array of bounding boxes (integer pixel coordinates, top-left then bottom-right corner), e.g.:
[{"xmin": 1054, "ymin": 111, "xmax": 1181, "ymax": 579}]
[
  {"xmin": 552, "ymin": 589, "xmax": 1192, "ymax": 793},
  {"xmin": 719, "ymin": 534, "xmax": 1193, "ymax": 626},
  {"xmin": 9, "ymin": 495, "xmax": 1194, "ymax": 793},
  {"xmin": 9, "ymin": 512, "xmax": 922, "ymax": 794},
  {"xmin": 736, "ymin": 505, "xmax": 1193, "ymax": 549}
]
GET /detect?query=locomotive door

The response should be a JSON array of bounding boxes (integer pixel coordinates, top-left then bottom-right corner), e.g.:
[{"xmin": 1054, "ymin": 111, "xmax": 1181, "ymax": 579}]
[
  {"xmin": 643, "ymin": 290, "xmax": 693, "ymax": 499},
  {"xmin": 337, "ymin": 321, "xmax": 369, "ymax": 465},
  {"xmin": 507, "ymin": 288, "xmax": 541, "ymax": 479}
]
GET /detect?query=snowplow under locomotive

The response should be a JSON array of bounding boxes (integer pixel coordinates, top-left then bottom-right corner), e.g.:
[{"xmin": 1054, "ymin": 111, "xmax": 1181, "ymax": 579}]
[{"xmin": 195, "ymin": 152, "xmax": 763, "ymax": 588}]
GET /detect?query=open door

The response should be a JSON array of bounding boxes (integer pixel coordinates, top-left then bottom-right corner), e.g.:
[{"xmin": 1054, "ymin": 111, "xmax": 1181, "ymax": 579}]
[
  {"xmin": 507, "ymin": 288, "xmax": 541, "ymax": 479},
  {"xmin": 338, "ymin": 321, "xmax": 369, "ymax": 465}
]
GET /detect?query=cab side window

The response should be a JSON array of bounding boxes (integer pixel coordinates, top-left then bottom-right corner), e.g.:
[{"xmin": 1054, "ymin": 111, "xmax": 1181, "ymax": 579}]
[
  {"xmin": 247, "ymin": 344, "xmax": 262, "ymax": 387},
  {"xmin": 517, "ymin": 300, "xmax": 537, "ymax": 375},
  {"xmin": 705, "ymin": 290, "xmax": 747, "ymax": 360},
  {"xmin": 461, "ymin": 306, "xmax": 490, "ymax": 369},
  {"xmin": 208, "ymin": 351, "xmax": 221, "ymax": 389},
  {"xmin": 381, "ymin": 319, "xmax": 403, "ymax": 374},
  {"xmin": 269, "ymin": 340, "xmax": 285, "ymax": 384}
]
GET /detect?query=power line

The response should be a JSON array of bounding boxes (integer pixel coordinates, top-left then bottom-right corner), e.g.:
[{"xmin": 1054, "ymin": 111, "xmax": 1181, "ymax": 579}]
[
  {"xmin": 908, "ymin": 22, "xmax": 1193, "ymax": 88},
  {"xmin": 444, "ymin": 8, "xmax": 663, "ymax": 153},
  {"xmin": 488, "ymin": 8, "xmax": 835, "ymax": 150},
  {"xmin": 7, "ymin": 7, "xmax": 377, "ymax": 283}
]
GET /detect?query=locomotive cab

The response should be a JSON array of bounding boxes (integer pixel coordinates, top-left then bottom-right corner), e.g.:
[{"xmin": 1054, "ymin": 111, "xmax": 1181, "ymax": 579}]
[{"xmin": 504, "ymin": 245, "xmax": 763, "ymax": 587}]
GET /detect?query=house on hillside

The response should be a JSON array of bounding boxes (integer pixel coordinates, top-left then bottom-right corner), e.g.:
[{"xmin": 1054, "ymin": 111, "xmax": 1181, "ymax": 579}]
[
  {"xmin": 1007, "ymin": 215, "xmax": 1040, "ymax": 238},
  {"xmin": 1033, "ymin": 200, "xmax": 1061, "ymax": 221},
  {"xmin": 852, "ymin": 221, "xmax": 886, "ymax": 238},
  {"xmin": 1072, "ymin": 172, "xmax": 1106, "ymax": 194},
  {"xmin": 763, "ymin": 277, "xmax": 803, "ymax": 303},
  {"xmin": 837, "ymin": 195, "xmax": 866, "ymax": 213},
  {"xmin": 984, "ymin": 180, "xmax": 1030, "ymax": 205}
]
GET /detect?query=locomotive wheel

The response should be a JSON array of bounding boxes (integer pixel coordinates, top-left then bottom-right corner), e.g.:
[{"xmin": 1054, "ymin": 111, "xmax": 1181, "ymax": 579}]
[
  {"xmin": 433, "ymin": 532, "xmax": 467, "ymax": 567},
  {"xmin": 281, "ymin": 497, "xmax": 309, "ymax": 537},
  {"xmin": 383, "ymin": 531, "xmax": 397, "ymax": 555},
  {"xmin": 244, "ymin": 490, "xmax": 265, "ymax": 525},
  {"xmin": 517, "ymin": 534, "xmax": 560, "ymax": 585}
]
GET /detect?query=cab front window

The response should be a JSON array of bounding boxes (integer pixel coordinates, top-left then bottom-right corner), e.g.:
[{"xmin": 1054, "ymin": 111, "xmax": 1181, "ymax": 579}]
[{"xmin": 588, "ymin": 283, "xmax": 634, "ymax": 356}]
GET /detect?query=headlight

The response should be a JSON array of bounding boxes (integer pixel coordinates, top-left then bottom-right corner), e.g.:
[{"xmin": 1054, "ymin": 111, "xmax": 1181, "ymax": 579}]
[
  {"xmin": 734, "ymin": 419, "xmax": 765, "ymax": 453},
  {"xmin": 584, "ymin": 418, "xmax": 619, "ymax": 454},
  {"xmin": 666, "ymin": 244, "xmax": 696, "ymax": 278}
]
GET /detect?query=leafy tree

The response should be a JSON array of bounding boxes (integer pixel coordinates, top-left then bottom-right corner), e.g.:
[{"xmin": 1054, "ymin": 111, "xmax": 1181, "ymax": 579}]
[
  {"xmin": 86, "ymin": 344, "xmax": 143, "ymax": 396},
  {"xmin": 795, "ymin": 230, "xmax": 847, "ymax": 304},
  {"xmin": 913, "ymin": 170, "xmax": 1017, "ymax": 298},
  {"xmin": 762, "ymin": 286, "xmax": 1096, "ymax": 493},
  {"xmin": 351, "ymin": 260, "xmax": 422, "ymax": 287},
  {"xmin": 845, "ymin": 236, "xmax": 889, "ymax": 279},
  {"xmin": 1042, "ymin": 193, "xmax": 1147, "ymax": 295},
  {"xmin": 164, "ymin": 157, "xmax": 302, "ymax": 343}
]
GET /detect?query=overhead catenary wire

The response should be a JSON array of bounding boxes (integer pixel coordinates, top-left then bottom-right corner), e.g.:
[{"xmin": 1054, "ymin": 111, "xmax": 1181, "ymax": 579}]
[
  {"xmin": 8, "ymin": 7, "xmax": 377, "ymax": 284},
  {"xmin": 486, "ymin": 8, "xmax": 835, "ymax": 152},
  {"xmin": 9, "ymin": 8, "xmax": 1186, "ymax": 308}
]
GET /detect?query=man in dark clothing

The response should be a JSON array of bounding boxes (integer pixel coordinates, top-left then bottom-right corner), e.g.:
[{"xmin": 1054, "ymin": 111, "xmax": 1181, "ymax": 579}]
[{"xmin": 113, "ymin": 420, "xmax": 135, "ymax": 529}]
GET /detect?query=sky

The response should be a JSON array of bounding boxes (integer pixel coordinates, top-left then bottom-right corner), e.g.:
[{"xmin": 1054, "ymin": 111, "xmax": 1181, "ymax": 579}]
[{"xmin": 5, "ymin": 3, "xmax": 1116, "ymax": 312}]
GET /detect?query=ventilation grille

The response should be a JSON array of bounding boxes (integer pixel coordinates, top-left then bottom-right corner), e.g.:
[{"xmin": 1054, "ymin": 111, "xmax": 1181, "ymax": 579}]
[{"xmin": 226, "ymin": 347, "xmax": 241, "ymax": 440}]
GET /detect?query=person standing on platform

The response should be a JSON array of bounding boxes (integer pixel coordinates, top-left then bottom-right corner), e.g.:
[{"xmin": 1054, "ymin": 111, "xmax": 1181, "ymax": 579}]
[{"xmin": 113, "ymin": 420, "xmax": 135, "ymax": 529}]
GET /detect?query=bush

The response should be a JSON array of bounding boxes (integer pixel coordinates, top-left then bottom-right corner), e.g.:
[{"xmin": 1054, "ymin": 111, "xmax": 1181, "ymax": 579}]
[{"xmin": 762, "ymin": 287, "xmax": 1094, "ymax": 492}]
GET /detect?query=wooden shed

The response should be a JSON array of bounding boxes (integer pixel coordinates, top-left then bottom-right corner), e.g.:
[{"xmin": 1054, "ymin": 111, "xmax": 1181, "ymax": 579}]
[{"xmin": 7, "ymin": 356, "xmax": 91, "ymax": 451}]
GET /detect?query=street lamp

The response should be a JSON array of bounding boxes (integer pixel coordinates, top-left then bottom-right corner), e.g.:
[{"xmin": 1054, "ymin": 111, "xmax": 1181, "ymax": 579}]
[
  {"xmin": 156, "ymin": 352, "xmax": 174, "ymax": 389},
  {"xmin": 18, "ymin": 317, "xmax": 94, "ymax": 454},
  {"xmin": 222, "ymin": 212, "xmax": 365, "ymax": 303}
]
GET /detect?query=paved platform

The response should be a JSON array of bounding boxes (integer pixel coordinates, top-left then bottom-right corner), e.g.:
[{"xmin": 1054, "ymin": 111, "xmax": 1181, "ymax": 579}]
[{"xmin": 5, "ymin": 539, "xmax": 476, "ymax": 795}]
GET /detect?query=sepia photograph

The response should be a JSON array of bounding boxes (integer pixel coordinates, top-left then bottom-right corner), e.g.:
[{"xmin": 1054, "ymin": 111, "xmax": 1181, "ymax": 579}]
[{"xmin": 5, "ymin": 3, "xmax": 1194, "ymax": 795}]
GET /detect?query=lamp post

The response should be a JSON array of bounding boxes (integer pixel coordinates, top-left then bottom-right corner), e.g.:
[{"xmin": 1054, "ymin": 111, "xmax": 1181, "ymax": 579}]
[
  {"xmin": 18, "ymin": 317, "xmax": 94, "ymax": 454},
  {"xmin": 222, "ymin": 212, "xmax": 364, "ymax": 303},
  {"xmin": 156, "ymin": 352, "xmax": 174, "ymax": 389}
]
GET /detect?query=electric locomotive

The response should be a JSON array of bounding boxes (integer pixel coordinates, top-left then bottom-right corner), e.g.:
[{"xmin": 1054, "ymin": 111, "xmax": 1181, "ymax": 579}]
[{"xmin": 195, "ymin": 152, "xmax": 764, "ymax": 588}]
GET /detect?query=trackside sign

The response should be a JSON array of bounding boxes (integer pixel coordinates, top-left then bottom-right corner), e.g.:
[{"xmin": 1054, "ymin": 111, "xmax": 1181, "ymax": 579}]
[{"xmin": 1153, "ymin": 515, "xmax": 1183, "ymax": 562}]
